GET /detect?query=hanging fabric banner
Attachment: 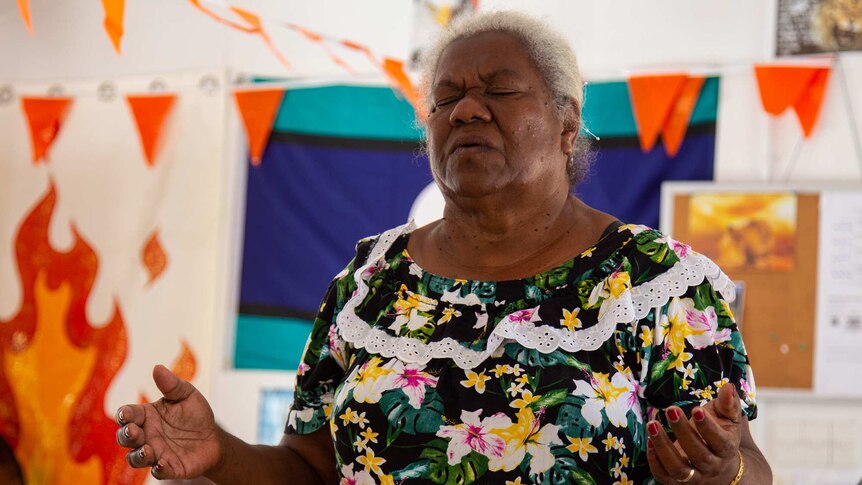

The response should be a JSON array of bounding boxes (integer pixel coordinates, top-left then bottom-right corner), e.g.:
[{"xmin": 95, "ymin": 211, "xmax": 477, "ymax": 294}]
[
  {"xmin": 21, "ymin": 97, "xmax": 74, "ymax": 165},
  {"xmin": 754, "ymin": 65, "xmax": 831, "ymax": 138},
  {"xmin": 125, "ymin": 94, "xmax": 177, "ymax": 167},
  {"xmin": 233, "ymin": 88, "xmax": 286, "ymax": 166},
  {"xmin": 627, "ymin": 73, "xmax": 688, "ymax": 153},
  {"xmin": 17, "ymin": 0, "xmax": 33, "ymax": 33},
  {"xmin": 101, "ymin": 0, "xmax": 125, "ymax": 54}
]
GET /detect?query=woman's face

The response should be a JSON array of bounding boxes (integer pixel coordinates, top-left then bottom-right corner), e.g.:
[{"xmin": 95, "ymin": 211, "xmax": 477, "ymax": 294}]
[{"xmin": 426, "ymin": 32, "xmax": 574, "ymax": 200}]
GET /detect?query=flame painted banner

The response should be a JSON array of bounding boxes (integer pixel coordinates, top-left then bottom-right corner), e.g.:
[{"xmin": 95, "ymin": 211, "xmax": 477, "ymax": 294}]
[{"xmin": 0, "ymin": 71, "xmax": 227, "ymax": 484}]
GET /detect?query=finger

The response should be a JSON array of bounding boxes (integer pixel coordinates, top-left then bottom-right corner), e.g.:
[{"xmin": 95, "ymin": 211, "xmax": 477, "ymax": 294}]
[
  {"xmin": 714, "ymin": 383, "xmax": 741, "ymax": 423},
  {"xmin": 665, "ymin": 407, "xmax": 721, "ymax": 472},
  {"xmin": 116, "ymin": 404, "xmax": 146, "ymax": 427},
  {"xmin": 126, "ymin": 444, "xmax": 156, "ymax": 469},
  {"xmin": 646, "ymin": 420, "xmax": 698, "ymax": 483},
  {"xmin": 152, "ymin": 364, "xmax": 194, "ymax": 402},
  {"xmin": 692, "ymin": 406, "xmax": 740, "ymax": 458},
  {"xmin": 150, "ymin": 461, "xmax": 166, "ymax": 480},
  {"xmin": 116, "ymin": 423, "xmax": 147, "ymax": 449}
]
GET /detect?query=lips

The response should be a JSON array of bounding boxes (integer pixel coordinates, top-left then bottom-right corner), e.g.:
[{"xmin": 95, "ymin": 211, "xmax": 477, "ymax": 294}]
[{"xmin": 447, "ymin": 134, "xmax": 495, "ymax": 155}]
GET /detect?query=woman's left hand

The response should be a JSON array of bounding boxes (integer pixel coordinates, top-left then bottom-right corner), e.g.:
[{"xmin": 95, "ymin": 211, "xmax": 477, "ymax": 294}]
[{"xmin": 646, "ymin": 383, "xmax": 743, "ymax": 484}]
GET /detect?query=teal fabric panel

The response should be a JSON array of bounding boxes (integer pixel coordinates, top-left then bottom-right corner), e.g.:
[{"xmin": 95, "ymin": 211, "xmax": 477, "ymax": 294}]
[
  {"xmin": 234, "ymin": 314, "xmax": 313, "ymax": 370},
  {"xmin": 272, "ymin": 85, "xmax": 424, "ymax": 141}
]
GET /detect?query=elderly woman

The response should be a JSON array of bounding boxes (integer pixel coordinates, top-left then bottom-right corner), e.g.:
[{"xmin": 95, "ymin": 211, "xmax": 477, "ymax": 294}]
[{"xmin": 116, "ymin": 10, "xmax": 771, "ymax": 485}]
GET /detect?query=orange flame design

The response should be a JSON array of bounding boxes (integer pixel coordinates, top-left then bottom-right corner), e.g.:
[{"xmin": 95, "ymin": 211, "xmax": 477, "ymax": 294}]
[
  {"xmin": 0, "ymin": 184, "xmax": 195, "ymax": 484},
  {"xmin": 142, "ymin": 229, "xmax": 168, "ymax": 287}
]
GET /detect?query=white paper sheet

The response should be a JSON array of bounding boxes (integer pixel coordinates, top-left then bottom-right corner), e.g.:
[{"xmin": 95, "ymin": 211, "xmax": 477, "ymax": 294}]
[{"xmin": 814, "ymin": 191, "xmax": 862, "ymax": 396}]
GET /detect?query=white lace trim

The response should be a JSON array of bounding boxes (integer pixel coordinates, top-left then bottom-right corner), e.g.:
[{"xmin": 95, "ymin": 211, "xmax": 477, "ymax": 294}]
[{"xmin": 335, "ymin": 222, "xmax": 736, "ymax": 370}]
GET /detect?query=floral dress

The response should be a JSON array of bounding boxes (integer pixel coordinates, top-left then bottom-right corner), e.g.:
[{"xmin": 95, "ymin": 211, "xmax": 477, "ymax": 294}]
[{"xmin": 285, "ymin": 222, "xmax": 758, "ymax": 485}]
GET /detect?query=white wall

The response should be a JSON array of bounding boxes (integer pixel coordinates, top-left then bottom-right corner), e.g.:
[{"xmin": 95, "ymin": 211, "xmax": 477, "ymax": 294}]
[{"xmin": 4, "ymin": 1, "xmax": 862, "ymax": 484}]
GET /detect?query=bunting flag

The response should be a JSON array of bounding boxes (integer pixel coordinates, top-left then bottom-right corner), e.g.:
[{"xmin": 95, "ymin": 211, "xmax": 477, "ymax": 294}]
[
  {"xmin": 754, "ymin": 65, "xmax": 831, "ymax": 137},
  {"xmin": 17, "ymin": 0, "xmax": 33, "ymax": 33},
  {"xmin": 228, "ymin": 6, "xmax": 291, "ymax": 69},
  {"xmin": 21, "ymin": 97, "xmax": 74, "ymax": 164},
  {"xmin": 662, "ymin": 76, "xmax": 706, "ymax": 158},
  {"xmin": 627, "ymin": 73, "xmax": 688, "ymax": 153},
  {"xmin": 126, "ymin": 94, "xmax": 177, "ymax": 167},
  {"xmin": 101, "ymin": 0, "xmax": 125, "ymax": 54},
  {"xmin": 382, "ymin": 58, "xmax": 425, "ymax": 116},
  {"xmin": 232, "ymin": 88, "xmax": 285, "ymax": 166}
]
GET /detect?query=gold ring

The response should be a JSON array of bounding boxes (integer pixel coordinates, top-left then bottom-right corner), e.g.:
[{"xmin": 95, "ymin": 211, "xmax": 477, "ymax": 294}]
[{"xmin": 677, "ymin": 468, "xmax": 696, "ymax": 483}]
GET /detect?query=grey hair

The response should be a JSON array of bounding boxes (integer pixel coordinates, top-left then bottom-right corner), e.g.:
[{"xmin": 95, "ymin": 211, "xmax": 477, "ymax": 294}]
[{"xmin": 419, "ymin": 10, "xmax": 593, "ymax": 185}]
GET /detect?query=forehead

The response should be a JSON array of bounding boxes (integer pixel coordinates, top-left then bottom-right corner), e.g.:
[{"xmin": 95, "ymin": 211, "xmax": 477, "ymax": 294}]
[{"xmin": 433, "ymin": 32, "xmax": 541, "ymax": 85}]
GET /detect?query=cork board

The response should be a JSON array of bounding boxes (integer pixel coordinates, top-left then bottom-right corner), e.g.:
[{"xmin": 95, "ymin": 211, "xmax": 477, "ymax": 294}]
[{"xmin": 670, "ymin": 192, "xmax": 818, "ymax": 389}]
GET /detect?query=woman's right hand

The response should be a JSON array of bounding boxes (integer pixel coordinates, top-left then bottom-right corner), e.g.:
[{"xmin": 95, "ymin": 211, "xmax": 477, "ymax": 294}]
[{"xmin": 115, "ymin": 365, "xmax": 222, "ymax": 479}]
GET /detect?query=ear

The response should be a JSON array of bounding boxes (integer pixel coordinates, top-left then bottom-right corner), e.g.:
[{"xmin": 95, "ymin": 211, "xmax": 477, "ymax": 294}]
[{"xmin": 559, "ymin": 98, "xmax": 580, "ymax": 157}]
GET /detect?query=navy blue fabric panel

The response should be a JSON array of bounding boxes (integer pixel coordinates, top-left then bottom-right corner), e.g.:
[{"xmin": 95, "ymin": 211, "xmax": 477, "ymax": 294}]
[
  {"xmin": 576, "ymin": 132, "xmax": 715, "ymax": 228},
  {"xmin": 239, "ymin": 141, "xmax": 433, "ymax": 313}
]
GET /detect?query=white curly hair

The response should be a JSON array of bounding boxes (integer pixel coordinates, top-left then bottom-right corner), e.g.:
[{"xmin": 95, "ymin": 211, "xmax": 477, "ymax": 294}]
[{"xmin": 419, "ymin": 10, "xmax": 592, "ymax": 185}]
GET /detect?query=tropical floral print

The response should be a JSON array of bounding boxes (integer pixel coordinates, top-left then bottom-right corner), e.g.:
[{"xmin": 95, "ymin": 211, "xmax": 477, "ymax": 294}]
[{"xmin": 286, "ymin": 224, "xmax": 757, "ymax": 484}]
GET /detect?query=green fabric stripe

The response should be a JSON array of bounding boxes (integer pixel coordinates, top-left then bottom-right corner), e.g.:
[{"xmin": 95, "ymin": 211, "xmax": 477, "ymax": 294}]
[
  {"xmin": 582, "ymin": 77, "xmax": 719, "ymax": 138},
  {"xmin": 267, "ymin": 77, "xmax": 718, "ymax": 141},
  {"xmin": 272, "ymin": 85, "xmax": 424, "ymax": 141},
  {"xmin": 234, "ymin": 314, "xmax": 313, "ymax": 370}
]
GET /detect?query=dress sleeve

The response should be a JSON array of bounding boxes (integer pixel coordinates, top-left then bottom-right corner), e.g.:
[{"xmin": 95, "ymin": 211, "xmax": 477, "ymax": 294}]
[
  {"xmin": 284, "ymin": 240, "xmax": 373, "ymax": 435},
  {"xmin": 639, "ymin": 279, "xmax": 758, "ymax": 424}
]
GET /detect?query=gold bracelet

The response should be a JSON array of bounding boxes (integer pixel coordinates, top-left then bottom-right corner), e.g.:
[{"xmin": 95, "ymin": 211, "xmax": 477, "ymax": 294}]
[{"xmin": 728, "ymin": 449, "xmax": 745, "ymax": 485}]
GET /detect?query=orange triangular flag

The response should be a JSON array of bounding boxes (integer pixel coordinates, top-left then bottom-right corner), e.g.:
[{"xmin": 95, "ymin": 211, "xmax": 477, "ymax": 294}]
[
  {"xmin": 661, "ymin": 76, "xmax": 705, "ymax": 158},
  {"xmin": 126, "ymin": 94, "xmax": 177, "ymax": 167},
  {"xmin": 230, "ymin": 6, "xmax": 290, "ymax": 69},
  {"xmin": 232, "ymin": 88, "xmax": 285, "ymax": 166},
  {"xmin": 102, "ymin": 0, "xmax": 125, "ymax": 54},
  {"xmin": 793, "ymin": 68, "xmax": 831, "ymax": 138},
  {"xmin": 17, "ymin": 0, "xmax": 33, "ymax": 33},
  {"xmin": 628, "ymin": 74, "xmax": 688, "ymax": 152},
  {"xmin": 382, "ymin": 58, "xmax": 425, "ymax": 117},
  {"xmin": 21, "ymin": 97, "xmax": 74, "ymax": 164},
  {"xmin": 753, "ymin": 65, "xmax": 820, "ymax": 115}
]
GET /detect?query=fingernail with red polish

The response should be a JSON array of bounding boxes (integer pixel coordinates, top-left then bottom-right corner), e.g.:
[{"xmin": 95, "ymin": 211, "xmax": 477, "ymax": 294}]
[
  {"xmin": 667, "ymin": 408, "xmax": 680, "ymax": 422},
  {"xmin": 138, "ymin": 448, "xmax": 146, "ymax": 459},
  {"xmin": 117, "ymin": 409, "xmax": 125, "ymax": 425},
  {"xmin": 648, "ymin": 421, "xmax": 660, "ymax": 437},
  {"xmin": 123, "ymin": 426, "xmax": 131, "ymax": 439},
  {"xmin": 693, "ymin": 407, "xmax": 705, "ymax": 422},
  {"xmin": 647, "ymin": 438, "xmax": 654, "ymax": 449}
]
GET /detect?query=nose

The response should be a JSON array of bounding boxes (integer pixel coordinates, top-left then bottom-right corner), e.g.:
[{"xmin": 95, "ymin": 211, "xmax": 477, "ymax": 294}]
[{"xmin": 449, "ymin": 91, "xmax": 492, "ymax": 126}]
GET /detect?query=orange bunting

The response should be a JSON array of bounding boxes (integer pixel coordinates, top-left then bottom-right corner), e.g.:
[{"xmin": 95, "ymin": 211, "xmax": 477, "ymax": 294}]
[
  {"xmin": 126, "ymin": 94, "xmax": 177, "ymax": 167},
  {"xmin": 627, "ymin": 74, "xmax": 688, "ymax": 153},
  {"xmin": 382, "ymin": 58, "xmax": 424, "ymax": 117},
  {"xmin": 21, "ymin": 97, "xmax": 74, "ymax": 164},
  {"xmin": 232, "ymin": 88, "xmax": 285, "ymax": 166},
  {"xmin": 17, "ymin": 0, "xmax": 32, "ymax": 33},
  {"xmin": 142, "ymin": 229, "xmax": 168, "ymax": 286},
  {"xmin": 229, "ymin": 6, "xmax": 290, "ymax": 69},
  {"xmin": 187, "ymin": 0, "xmax": 254, "ymax": 32},
  {"xmin": 754, "ymin": 65, "xmax": 831, "ymax": 138},
  {"xmin": 289, "ymin": 24, "xmax": 354, "ymax": 74},
  {"xmin": 341, "ymin": 39, "xmax": 379, "ymax": 66},
  {"xmin": 101, "ymin": 0, "xmax": 125, "ymax": 54},
  {"xmin": 661, "ymin": 76, "xmax": 705, "ymax": 158}
]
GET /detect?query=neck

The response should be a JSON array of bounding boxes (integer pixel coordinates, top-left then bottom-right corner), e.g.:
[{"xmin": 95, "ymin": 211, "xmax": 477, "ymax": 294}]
[{"xmin": 427, "ymin": 182, "xmax": 582, "ymax": 274}]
